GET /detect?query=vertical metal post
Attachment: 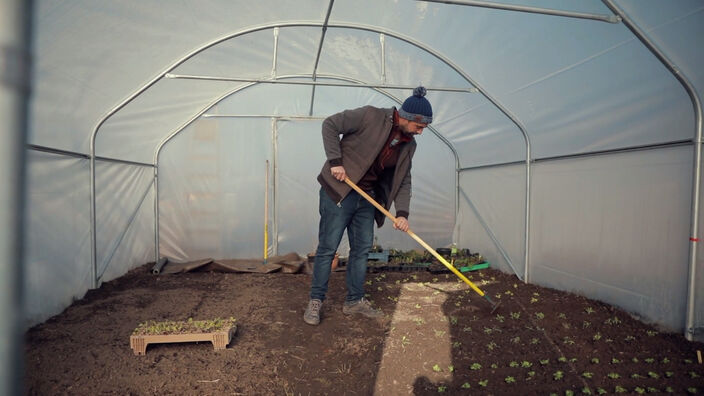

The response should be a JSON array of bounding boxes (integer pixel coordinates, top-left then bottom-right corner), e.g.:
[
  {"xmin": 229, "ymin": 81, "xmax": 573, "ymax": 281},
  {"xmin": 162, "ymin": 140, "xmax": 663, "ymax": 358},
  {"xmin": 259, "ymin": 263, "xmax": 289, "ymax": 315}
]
[
  {"xmin": 380, "ymin": 33, "xmax": 386, "ymax": 84},
  {"xmin": 153, "ymin": 166, "xmax": 160, "ymax": 264},
  {"xmin": 272, "ymin": 118, "xmax": 279, "ymax": 256},
  {"xmin": 271, "ymin": 27, "xmax": 279, "ymax": 78},
  {"xmin": 0, "ymin": 1, "xmax": 30, "ymax": 394}
]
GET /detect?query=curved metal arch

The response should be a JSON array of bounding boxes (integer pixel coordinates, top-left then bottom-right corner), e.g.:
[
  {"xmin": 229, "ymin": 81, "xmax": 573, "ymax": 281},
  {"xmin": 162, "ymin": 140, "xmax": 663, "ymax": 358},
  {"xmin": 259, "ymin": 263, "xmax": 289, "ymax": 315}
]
[
  {"xmin": 89, "ymin": 21, "xmax": 534, "ymax": 286},
  {"xmin": 152, "ymin": 73, "xmax": 461, "ymax": 262}
]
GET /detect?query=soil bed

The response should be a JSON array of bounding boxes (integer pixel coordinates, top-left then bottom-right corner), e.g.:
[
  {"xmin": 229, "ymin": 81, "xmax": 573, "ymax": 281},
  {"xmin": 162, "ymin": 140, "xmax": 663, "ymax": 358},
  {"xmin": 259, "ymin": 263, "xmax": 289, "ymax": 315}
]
[{"xmin": 25, "ymin": 264, "xmax": 704, "ymax": 395}]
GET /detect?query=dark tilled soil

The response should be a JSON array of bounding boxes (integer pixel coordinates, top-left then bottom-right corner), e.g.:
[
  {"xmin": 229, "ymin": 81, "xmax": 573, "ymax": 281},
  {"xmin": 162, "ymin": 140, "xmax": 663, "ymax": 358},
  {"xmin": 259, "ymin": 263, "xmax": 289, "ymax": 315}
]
[{"xmin": 25, "ymin": 264, "xmax": 704, "ymax": 395}]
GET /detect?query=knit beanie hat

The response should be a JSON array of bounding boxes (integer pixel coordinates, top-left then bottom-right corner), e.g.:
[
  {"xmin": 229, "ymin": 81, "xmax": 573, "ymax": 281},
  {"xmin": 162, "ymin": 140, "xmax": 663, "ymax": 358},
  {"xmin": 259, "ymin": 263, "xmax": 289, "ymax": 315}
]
[{"xmin": 399, "ymin": 86, "xmax": 432, "ymax": 124}]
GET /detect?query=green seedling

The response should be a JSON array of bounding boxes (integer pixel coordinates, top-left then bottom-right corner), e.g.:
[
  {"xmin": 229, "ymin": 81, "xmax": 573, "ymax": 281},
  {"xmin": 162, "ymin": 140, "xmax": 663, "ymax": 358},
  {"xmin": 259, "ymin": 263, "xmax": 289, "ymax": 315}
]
[
  {"xmin": 449, "ymin": 316, "xmax": 458, "ymax": 325},
  {"xmin": 662, "ymin": 357, "xmax": 670, "ymax": 363},
  {"xmin": 563, "ymin": 336, "xmax": 575, "ymax": 345},
  {"xmin": 607, "ymin": 372, "xmax": 620, "ymax": 379},
  {"xmin": 611, "ymin": 358, "xmax": 621, "ymax": 364},
  {"xmin": 687, "ymin": 388, "xmax": 698, "ymax": 394},
  {"xmin": 535, "ymin": 312, "xmax": 545, "ymax": 320},
  {"xmin": 509, "ymin": 361, "xmax": 519, "ymax": 368},
  {"xmin": 631, "ymin": 373, "xmax": 643, "ymax": 378},
  {"xmin": 591, "ymin": 357, "xmax": 600, "ymax": 364},
  {"xmin": 530, "ymin": 338, "xmax": 540, "ymax": 345},
  {"xmin": 581, "ymin": 387, "xmax": 592, "ymax": 395},
  {"xmin": 665, "ymin": 371, "xmax": 674, "ymax": 377},
  {"xmin": 624, "ymin": 335, "xmax": 636, "ymax": 342},
  {"xmin": 511, "ymin": 336, "xmax": 521, "ymax": 344},
  {"xmin": 521, "ymin": 361, "xmax": 532, "ymax": 368},
  {"xmin": 510, "ymin": 311, "xmax": 521, "ymax": 319},
  {"xmin": 644, "ymin": 358, "xmax": 655, "ymax": 363},
  {"xmin": 452, "ymin": 341, "xmax": 461, "ymax": 349},
  {"xmin": 557, "ymin": 313, "xmax": 567, "ymax": 319},
  {"xmin": 448, "ymin": 365, "xmax": 454, "ymax": 372},
  {"xmin": 583, "ymin": 321, "xmax": 591, "ymax": 328},
  {"xmin": 432, "ymin": 364, "xmax": 442, "ymax": 372},
  {"xmin": 634, "ymin": 387, "xmax": 646, "ymax": 395},
  {"xmin": 553, "ymin": 371, "xmax": 564, "ymax": 380},
  {"xmin": 437, "ymin": 385, "xmax": 446, "ymax": 393},
  {"xmin": 505, "ymin": 376, "xmax": 515, "ymax": 384},
  {"xmin": 582, "ymin": 372, "xmax": 594, "ymax": 378},
  {"xmin": 558, "ymin": 356, "xmax": 567, "ymax": 363},
  {"xmin": 495, "ymin": 314, "xmax": 505, "ymax": 323},
  {"xmin": 632, "ymin": 357, "xmax": 639, "ymax": 363},
  {"xmin": 490, "ymin": 363, "xmax": 498, "ymax": 369},
  {"xmin": 539, "ymin": 359, "xmax": 550, "ymax": 365},
  {"xmin": 647, "ymin": 371, "xmax": 659, "ymax": 378},
  {"xmin": 530, "ymin": 297, "xmax": 539, "ymax": 303},
  {"xmin": 646, "ymin": 330, "xmax": 657, "ymax": 336},
  {"xmin": 614, "ymin": 386, "xmax": 627, "ymax": 393},
  {"xmin": 478, "ymin": 379, "xmax": 488, "ymax": 387},
  {"xmin": 593, "ymin": 332, "xmax": 602, "ymax": 341},
  {"xmin": 689, "ymin": 371, "xmax": 700, "ymax": 378},
  {"xmin": 461, "ymin": 382, "xmax": 471, "ymax": 389},
  {"xmin": 470, "ymin": 363, "xmax": 482, "ymax": 370},
  {"xmin": 596, "ymin": 388, "xmax": 607, "ymax": 395},
  {"xmin": 585, "ymin": 306, "xmax": 596, "ymax": 314}
]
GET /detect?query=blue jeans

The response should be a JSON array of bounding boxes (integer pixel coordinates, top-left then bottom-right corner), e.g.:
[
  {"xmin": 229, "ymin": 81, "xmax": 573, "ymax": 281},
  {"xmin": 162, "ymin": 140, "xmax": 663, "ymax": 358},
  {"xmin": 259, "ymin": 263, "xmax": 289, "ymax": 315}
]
[{"xmin": 310, "ymin": 187, "xmax": 375, "ymax": 302}]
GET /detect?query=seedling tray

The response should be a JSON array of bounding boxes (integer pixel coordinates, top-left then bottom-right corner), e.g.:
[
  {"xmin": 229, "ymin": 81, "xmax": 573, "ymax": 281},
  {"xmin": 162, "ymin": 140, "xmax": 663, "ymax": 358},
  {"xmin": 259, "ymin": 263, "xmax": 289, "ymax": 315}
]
[
  {"xmin": 130, "ymin": 319, "xmax": 237, "ymax": 356},
  {"xmin": 459, "ymin": 261, "xmax": 490, "ymax": 272}
]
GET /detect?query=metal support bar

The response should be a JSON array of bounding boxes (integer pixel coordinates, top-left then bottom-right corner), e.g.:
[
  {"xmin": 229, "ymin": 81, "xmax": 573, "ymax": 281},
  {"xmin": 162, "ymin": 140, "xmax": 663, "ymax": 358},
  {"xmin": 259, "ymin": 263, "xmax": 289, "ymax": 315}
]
[
  {"xmin": 94, "ymin": 156, "xmax": 155, "ymax": 168},
  {"xmin": 420, "ymin": 0, "xmax": 620, "ymax": 23},
  {"xmin": 27, "ymin": 144, "xmax": 89, "ymax": 159},
  {"xmin": 309, "ymin": 0, "xmax": 334, "ymax": 116},
  {"xmin": 380, "ymin": 34, "xmax": 386, "ymax": 84},
  {"xmin": 203, "ymin": 114, "xmax": 326, "ymax": 120},
  {"xmin": 166, "ymin": 73, "xmax": 477, "ymax": 93},
  {"xmin": 27, "ymin": 144, "xmax": 154, "ymax": 168},
  {"xmin": 271, "ymin": 118, "xmax": 279, "ymax": 256},
  {"xmin": 271, "ymin": 27, "xmax": 279, "ymax": 77},
  {"xmin": 459, "ymin": 139, "xmax": 694, "ymax": 172},
  {"xmin": 601, "ymin": 0, "xmax": 704, "ymax": 342},
  {"xmin": 97, "ymin": 178, "xmax": 154, "ymax": 281},
  {"xmin": 153, "ymin": 165, "xmax": 159, "ymax": 264}
]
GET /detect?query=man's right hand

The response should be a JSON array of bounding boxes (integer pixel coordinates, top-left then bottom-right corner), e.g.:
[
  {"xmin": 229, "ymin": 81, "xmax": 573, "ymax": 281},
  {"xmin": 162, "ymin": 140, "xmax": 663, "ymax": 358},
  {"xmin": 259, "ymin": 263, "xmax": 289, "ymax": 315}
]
[{"xmin": 331, "ymin": 166, "xmax": 347, "ymax": 181}]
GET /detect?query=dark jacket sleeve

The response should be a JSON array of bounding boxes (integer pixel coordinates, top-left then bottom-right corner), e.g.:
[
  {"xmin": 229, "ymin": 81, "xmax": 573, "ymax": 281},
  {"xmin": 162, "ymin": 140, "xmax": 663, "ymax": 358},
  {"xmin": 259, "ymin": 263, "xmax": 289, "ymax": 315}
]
[{"xmin": 321, "ymin": 107, "xmax": 369, "ymax": 166}]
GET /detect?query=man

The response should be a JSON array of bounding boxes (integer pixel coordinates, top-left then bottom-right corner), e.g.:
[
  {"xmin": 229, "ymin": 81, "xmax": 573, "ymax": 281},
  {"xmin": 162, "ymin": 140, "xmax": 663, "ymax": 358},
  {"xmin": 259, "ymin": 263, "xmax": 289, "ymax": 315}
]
[{"xmin": 304, "ymin": 86, "xmax": 433, "ymax": 325}]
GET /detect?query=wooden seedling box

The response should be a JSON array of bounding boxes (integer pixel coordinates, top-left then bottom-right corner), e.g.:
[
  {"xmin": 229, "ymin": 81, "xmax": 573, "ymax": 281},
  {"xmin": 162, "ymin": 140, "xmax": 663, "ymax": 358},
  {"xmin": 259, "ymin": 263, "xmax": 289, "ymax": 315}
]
[{"xmin": 130, "ymin": 320, "xmax": 237, "ymax": 356}]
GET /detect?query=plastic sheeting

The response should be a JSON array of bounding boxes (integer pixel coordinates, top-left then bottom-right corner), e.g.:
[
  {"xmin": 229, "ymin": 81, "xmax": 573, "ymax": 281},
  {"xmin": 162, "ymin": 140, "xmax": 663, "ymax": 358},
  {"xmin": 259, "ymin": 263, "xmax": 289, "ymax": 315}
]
[{"xmin": 22, "ymin": 0, "xmax": 704, "ymax": 340}]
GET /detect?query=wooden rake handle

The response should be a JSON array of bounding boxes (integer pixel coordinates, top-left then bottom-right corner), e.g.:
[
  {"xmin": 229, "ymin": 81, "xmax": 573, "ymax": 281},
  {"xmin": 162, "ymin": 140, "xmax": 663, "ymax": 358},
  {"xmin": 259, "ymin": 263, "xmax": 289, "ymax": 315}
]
[{"xmin": 343, "ymin": 177, "xmax": 488, "ymax": 298}]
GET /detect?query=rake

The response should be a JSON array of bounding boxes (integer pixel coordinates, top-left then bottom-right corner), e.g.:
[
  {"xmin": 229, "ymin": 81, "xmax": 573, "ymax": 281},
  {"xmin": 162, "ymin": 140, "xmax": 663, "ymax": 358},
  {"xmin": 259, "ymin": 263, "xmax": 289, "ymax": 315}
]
[{"xmin": 345, "ymin": 178, "xmax": 501, "ymax": 313}]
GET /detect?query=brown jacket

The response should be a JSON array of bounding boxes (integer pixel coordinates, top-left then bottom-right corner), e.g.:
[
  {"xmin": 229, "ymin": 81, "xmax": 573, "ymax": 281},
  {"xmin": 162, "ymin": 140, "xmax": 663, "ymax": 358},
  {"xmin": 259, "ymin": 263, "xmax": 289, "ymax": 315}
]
[{"xmin": 317, "ymin": 106, "xmax": 416, "ymax": 227}]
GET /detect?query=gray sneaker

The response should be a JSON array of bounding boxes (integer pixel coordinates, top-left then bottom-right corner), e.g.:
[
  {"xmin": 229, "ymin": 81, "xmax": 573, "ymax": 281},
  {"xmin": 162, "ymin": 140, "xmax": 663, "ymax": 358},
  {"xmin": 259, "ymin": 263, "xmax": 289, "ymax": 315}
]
[
  {"xmin": 303, "ymin": 299, "xmax": 323, "ymax": 325},
  {"xmin": 343, "ymin": 297, "xmax": 383, "ymax": 318}
]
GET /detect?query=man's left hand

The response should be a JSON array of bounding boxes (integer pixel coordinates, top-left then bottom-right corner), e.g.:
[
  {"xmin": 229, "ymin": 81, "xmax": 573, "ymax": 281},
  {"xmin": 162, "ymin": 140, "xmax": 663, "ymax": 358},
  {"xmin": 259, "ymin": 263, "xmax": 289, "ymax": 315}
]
[{"xmin": 393, "ymin": 216, "xmax": 409, "ymax": 232}]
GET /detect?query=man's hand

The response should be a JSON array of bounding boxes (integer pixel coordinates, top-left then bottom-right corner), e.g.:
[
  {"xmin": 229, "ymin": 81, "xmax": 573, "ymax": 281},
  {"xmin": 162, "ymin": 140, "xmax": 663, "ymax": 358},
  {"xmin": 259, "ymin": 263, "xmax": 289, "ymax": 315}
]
[
  {"xmin": 331, "ymin": 166, "xmax": 347, "ymax": 181},
  {"xmin": 393, "ymin": 216, "xmax": 409, "ymax": 232}
]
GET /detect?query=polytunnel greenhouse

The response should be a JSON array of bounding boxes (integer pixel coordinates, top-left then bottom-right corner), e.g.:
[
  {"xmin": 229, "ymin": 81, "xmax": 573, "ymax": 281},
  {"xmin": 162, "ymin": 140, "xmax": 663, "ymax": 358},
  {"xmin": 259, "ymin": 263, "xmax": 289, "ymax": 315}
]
[{"xmin": 3, "ymin": 0, "xmax": 704, "ymax": 394}]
